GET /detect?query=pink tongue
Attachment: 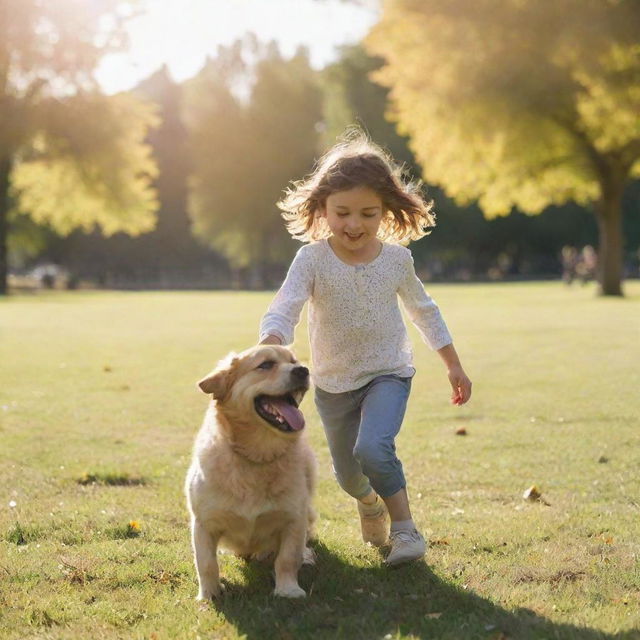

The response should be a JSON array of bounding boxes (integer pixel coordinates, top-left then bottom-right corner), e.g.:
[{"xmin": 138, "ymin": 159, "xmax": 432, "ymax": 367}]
[{"xmin": 272, "ymin": 399, "xmax": 305, "ymax": 431}]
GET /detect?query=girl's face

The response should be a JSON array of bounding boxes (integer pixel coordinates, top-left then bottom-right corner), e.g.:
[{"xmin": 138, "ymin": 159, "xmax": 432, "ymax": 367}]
[{"xmin": 320, "ymin": 186, "xmax": 384, "ymax": 261}]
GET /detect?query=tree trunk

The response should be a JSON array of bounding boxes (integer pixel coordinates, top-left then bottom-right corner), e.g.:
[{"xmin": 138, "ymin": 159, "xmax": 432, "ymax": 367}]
[
  {"xmin": 0, "ymin": 154, "xmax": 11, "ymax": 296},
  {"xmin": 595, "ymin": 170, "xmax": 625, "ymax": 297}
]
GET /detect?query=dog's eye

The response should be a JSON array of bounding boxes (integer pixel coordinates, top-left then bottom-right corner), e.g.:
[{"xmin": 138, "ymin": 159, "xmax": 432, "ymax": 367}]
[{"xmin": 257, "ymin": 360, "xmax": 275, "ymax": 370}]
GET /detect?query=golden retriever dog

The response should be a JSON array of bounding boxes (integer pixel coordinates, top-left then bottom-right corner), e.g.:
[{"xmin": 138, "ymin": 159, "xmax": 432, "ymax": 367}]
[{"xmin": 185, "ymin": 345, "xmax": 316, "ymax": 600}]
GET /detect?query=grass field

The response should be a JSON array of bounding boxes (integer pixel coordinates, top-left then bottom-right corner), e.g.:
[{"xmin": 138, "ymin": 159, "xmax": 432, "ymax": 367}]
[{"xmin": 1, "ymin": 282, "xmax": 639, "ymax": 640}]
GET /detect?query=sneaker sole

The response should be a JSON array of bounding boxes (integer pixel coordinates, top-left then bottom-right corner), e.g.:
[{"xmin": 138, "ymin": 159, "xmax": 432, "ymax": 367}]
[{"xmin": 385, "ymin": 551, "xmax": 426, "ymax": 567}]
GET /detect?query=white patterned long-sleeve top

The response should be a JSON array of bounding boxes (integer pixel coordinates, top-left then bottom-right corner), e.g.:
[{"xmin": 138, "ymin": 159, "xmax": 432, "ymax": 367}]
[{"xmin": 259, "ymin": 239, "xmax": 452, "ymax": 393}]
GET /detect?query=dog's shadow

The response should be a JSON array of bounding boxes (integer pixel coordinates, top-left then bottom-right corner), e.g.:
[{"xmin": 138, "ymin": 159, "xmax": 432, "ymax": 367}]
[{"xmin": 203, "ymin": 542, "xmax": 638, "ymax": 640}]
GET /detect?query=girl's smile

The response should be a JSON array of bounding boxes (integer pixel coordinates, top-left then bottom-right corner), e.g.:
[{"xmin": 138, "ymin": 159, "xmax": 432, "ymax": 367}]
[{"xmin": 320, "ymin": 186, "xmax": 384, "ymax": 264}]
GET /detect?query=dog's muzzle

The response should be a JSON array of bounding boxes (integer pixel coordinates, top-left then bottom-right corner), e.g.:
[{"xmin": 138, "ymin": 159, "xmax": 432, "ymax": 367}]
[{"xmin": 254, "ymin": 366, "xmax": 309, "ymax": 433}]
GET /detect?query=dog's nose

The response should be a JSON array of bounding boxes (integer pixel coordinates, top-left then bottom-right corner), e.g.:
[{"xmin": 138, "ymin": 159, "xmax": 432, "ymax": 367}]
[{"xmin": 291, "ymin": 366, "xmax": 309, "ymax": 381}]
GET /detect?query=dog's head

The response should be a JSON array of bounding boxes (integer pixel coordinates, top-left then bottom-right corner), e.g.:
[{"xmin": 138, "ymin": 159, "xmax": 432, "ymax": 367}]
[{"xmin": 198, "ymin": 345, "xmax": 310, "ymax": 437}]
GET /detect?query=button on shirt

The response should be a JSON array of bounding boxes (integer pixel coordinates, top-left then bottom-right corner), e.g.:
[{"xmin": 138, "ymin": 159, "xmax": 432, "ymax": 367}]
[{"xmin": 259, "ymin": 239, "xmax": 452, "ymax": 393}]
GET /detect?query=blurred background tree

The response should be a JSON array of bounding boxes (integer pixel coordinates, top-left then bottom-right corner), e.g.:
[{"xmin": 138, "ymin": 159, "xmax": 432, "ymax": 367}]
[
  {"xmin": 184, "ymin": 37, "xmax": 321, "ymax": 288},
  {"xmin": 0, "ymin": 0, "xmax": 159, "ymax": 294},
  {"xmin": 320, "ymin": 43, "xmax": 627, "ymax": 280},
  {"xmin": 320, "ymin": 44, "xmax": 415, "ymax": 168},
  {"xmin": 367, "ymin": 0, "xmax": 640, "ymax": 295},
  {"xmin": 5, "ymin": 2, "xmax": 639, "ymax": 291},
  {"xmin": 43, "ymin": 66, "xmax": 227, "ymax": 289}
]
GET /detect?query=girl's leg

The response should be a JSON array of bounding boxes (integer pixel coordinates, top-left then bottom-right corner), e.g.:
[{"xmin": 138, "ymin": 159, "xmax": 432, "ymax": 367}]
[
  {"xmin": 314, "ymin": 387, "xmax": 372, "ymax": 500},
  {"xmin": 355, "ymin": 375, "xmax": 425, "ymax": 564},
  {"xmin": 382, "ymin": 487, "xmax": 412, "ymax": 522},
  {"xmin": 315, "ymin": 386, "xmax": 387, "ymax": 545},
  {"xmin": 354, "ymin": 375, "xmax": 412, "ymax": 501}
]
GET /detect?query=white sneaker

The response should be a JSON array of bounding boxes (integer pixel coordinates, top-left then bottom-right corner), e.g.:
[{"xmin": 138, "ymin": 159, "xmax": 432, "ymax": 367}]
[{"xmin": 385, "ymin": 528, "xmax": 426, "ymax": 566}]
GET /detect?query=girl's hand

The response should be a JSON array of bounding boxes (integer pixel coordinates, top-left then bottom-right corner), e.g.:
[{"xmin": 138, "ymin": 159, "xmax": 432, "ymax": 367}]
[
  {"xmin": 448, "ymin": 366, "xmax": 472, "ymax": 406},
  {"xmin": 436, "ymin": 344, "xmax": 472, "ymax": 405}
]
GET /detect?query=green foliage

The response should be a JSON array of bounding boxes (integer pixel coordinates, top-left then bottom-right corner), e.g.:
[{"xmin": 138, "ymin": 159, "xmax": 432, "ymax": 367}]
[
  {"xmin": 183, "ymin": 44, "xmax": 253, "ymax": 269},
  {"xmin": 10, "ymin": 92, "xmax": 158, "ymax": 236},
  {"xmin": 0, "ymin": 0, "xmax": 158, "ymax": 292},
  {"xmin": 311, "ymin": 42, "xmax": 640, "ymax": 279},
  {"xmin": 367, "ymin": 0, "xmax": 640, "ymax": 294},
  {"xmin": 184, "ymin": 37, "xmax": 322, "ymax": 273},
  {"xmin": 368, "ymin": 0, "xmax": 640, "ymax": 217},
  {"xmin": 6, "ymin": 213, "xmax": 52, "ymax": 267},
  {"xmin": 0, "ymin": 0, "xmax": 138, "ymax": 88},
  {"xmin": 320, "ymin": 44, "xmax": 416, "ymax": 168}
]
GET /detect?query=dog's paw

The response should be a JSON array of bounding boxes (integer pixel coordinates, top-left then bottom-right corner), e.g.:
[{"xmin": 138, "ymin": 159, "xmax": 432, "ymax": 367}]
[
  {"xmin": 196, "ymin": 582, "xmax": 224, "ymax": 601},
  {"xmin": 302, "ymin": 546, "xmax": 317, "ymax": 566},
  {"xmin": 274, "ymin": 584, "xmax": 306, "ymax": 598}
]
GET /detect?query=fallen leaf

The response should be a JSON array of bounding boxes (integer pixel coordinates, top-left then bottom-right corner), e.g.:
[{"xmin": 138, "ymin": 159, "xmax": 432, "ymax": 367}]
[
  {"xmin": 523, "ymin": 485, "xmax": 551, "ymax": 505},
  {"xmin": 430, "ymin": 537, "xmax": 450, "ymax": 546}
]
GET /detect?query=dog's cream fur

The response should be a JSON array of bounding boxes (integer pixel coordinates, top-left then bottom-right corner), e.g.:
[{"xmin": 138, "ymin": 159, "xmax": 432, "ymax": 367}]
[{"xmin": 185, "ymin": 345, "xmax": 317, "ymax": 599}]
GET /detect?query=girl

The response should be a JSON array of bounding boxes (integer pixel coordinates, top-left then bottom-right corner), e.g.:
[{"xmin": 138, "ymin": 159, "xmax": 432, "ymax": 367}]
[{"xmin": 259, "ymin": 131, "xmax": 472, "ymax": 566}]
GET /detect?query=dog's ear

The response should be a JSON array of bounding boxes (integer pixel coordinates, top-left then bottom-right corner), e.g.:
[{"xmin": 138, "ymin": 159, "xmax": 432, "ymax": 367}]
[
  {"xmin": 197, "ymin": 369, "xmax": 228, "ymax": 398},
  {"xmin": 198, "ymin": 354, "xmax": 239, "ymax": 400}
]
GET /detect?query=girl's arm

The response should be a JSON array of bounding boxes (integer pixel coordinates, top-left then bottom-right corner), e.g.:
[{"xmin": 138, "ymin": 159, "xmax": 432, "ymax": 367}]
[
  {"xmin": 398, "ymin": 250, "xmax": 471, "ymax": 405},
  {"xmin": 397, "ymin": 251, "xmax": 452, "ymax": 351},
  {"xmin": 259, "ymin": 246, "xmax": 313, "ymax": 346}
]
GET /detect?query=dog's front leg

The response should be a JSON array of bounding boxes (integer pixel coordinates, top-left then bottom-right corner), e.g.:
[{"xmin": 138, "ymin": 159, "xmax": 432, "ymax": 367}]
[
  {"xmin": 273, "ymin": 521, "xmax": 306, "ymax": 598},
  {"xmin": 191, "ymin": 517, "xmax": 222, "ymax": 600}
]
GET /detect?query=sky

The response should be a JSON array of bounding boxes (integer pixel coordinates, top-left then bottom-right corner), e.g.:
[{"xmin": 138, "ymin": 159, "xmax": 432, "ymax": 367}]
[{"xmin": 95, "ymin": 0, "xmax": 381, "ymax": 94}]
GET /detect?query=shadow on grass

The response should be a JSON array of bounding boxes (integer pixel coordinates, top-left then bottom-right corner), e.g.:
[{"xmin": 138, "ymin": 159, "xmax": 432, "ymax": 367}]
[{"xmin": 205, "ymin": 541, "xmax": 639, "ymax": 640}]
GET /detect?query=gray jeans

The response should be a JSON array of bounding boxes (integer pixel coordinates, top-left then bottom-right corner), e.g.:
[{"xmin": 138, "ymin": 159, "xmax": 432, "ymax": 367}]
[{"xmin": 314, "ymin": 374, "xmax": 412, "ymax": 499}]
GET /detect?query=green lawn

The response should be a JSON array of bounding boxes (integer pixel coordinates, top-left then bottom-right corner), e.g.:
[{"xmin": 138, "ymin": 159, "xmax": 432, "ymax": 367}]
[{"xmin": 1, "ymin": 282, "xmax": 639, "ymax": 639}]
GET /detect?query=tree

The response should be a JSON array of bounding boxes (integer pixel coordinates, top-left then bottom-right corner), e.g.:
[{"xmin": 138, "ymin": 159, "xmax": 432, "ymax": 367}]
[
  {"xmin": 245, "ymin": 43, "xmax": 323, "ymax": 273},
  {"xmin": 367, "ymin": 0, "xmax": 640, "ymax": 295},
  {"xmin": 44, "ymin": 65, "xmax": 227, "ymax": 288},
  {"xmin": 321, "ymin": 44, "xmax": 417, "ymax": 169},
  {"xmin": 0, "ymin": 0, "xmax": 158, "ymax": 294},
  {"xmin": 183, "ymin": 43, "xmax": 253, "ymax": 281},
  {"xmin": 184, "ymin": 38, "xmax": 321, "ymax": 287}
]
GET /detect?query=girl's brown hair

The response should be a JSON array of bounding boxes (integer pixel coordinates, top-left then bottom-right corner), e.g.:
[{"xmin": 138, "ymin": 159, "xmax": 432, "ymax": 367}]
[{"xmin": 278, "ymin": 128, "xmax": 435, "ymax": 244}]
